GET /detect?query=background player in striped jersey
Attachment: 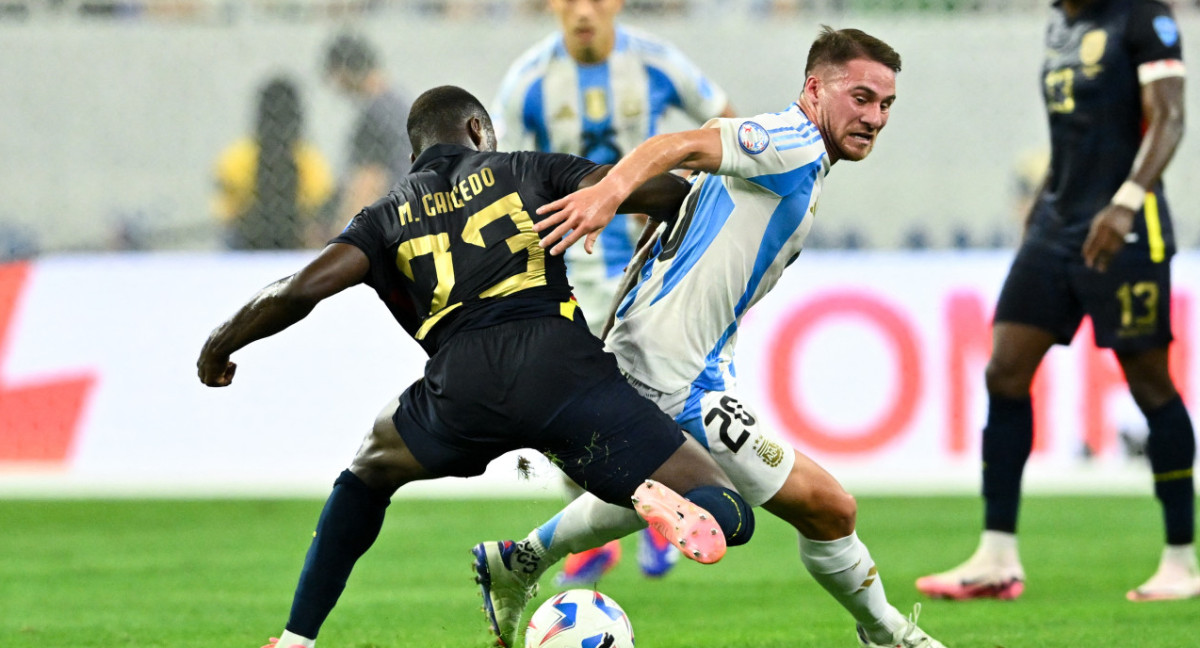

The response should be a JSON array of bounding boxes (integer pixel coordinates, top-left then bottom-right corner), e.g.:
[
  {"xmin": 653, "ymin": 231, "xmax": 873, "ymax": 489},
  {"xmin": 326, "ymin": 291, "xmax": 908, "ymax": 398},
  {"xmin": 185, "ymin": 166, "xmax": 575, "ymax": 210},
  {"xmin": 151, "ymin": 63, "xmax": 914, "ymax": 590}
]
[
  {"xmin": 492, "ymin": 0, "xmax": 735, "ymax": 584},
  {"xmin": 917, "ymin": 0, "xmax": 1196, "ymax": 603},
  {"xmin": 475, "ymin": 27, "xmax": 947, "ymax": 648}
]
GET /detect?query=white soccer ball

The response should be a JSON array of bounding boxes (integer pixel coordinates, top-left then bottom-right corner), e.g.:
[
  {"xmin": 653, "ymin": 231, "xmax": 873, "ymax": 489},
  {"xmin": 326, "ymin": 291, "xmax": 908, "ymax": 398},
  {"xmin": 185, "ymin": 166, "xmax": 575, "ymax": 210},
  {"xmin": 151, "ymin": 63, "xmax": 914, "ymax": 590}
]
[{"xmin": 524, "ymin": 589, "xmax": 635, "ymax": 648}]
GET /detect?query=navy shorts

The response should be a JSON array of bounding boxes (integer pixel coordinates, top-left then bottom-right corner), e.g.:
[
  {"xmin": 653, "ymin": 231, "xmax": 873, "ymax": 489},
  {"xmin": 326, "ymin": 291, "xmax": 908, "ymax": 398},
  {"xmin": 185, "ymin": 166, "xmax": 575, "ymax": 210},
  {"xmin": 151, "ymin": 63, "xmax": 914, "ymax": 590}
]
[
  {"xmin": 392, "ymin": 315, "xmax": 685, "ymax": 505},
  {"xmin": 994, "ymin": 240, "xmax": 1174, "ymax": 352}
]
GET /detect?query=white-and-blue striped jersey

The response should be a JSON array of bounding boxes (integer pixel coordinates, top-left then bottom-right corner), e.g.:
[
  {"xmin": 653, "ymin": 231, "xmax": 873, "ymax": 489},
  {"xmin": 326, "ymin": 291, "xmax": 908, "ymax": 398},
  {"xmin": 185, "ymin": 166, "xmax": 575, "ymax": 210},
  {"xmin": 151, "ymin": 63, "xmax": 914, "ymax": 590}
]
[
  {"xmin": 606, "ymin": 103, "xmax": 828, "ymax": 395},
  {"xmin": 492, "ymin": 25, "xmax": 729, "ymax": 288}
]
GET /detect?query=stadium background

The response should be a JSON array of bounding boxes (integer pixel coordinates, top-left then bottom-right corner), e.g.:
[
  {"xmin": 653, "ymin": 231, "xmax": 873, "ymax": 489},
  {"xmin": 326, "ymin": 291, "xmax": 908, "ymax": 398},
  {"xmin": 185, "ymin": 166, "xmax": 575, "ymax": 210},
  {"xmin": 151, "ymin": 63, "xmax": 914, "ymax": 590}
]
[{"xmin": 1, "ymin": 0, "xmax": 1198, "ymax": 498}]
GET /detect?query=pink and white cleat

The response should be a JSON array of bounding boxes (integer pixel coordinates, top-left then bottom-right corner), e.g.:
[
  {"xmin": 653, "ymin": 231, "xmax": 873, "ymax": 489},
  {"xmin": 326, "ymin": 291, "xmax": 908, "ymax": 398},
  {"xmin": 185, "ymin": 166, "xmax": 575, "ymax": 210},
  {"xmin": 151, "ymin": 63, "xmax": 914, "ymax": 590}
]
[
  {"xmin": 916, "ymin": 531, "xmax": 1025, "ymax": 601},
  {"xmin": 631, "ymin": 479, "xmax": 726, "ymax": 564},
  {"xmin": 261, "ymin": 639, "xmax": 307, "ymax": 648}
]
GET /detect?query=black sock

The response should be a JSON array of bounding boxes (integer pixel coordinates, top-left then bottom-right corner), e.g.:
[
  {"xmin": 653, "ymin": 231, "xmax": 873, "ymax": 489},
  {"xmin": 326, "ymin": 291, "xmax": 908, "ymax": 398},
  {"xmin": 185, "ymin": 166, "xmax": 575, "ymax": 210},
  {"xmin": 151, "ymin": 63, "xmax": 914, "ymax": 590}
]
[
  {"xmin": 1144, "ymin": 396, "xmax": 1196, "ymax": 546},
  {"xmin": 683, "ymin": 485, "xmax": 755, "ymax": 546},
  {"xmin": 286, "ymin": 470, "xmax": 391, "ymax": 638},
  {"xmin": 982, "ymin": 394, "xmax": 1034, "ymax": 533}
]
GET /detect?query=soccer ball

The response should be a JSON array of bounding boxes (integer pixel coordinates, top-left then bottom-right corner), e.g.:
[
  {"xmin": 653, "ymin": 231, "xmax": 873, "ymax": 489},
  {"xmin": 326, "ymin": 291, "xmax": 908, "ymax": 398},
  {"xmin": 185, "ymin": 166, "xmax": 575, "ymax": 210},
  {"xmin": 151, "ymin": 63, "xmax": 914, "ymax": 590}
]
[{"xmin": 524, "ymin": 589, "xmax": 635, "ymax": 648}]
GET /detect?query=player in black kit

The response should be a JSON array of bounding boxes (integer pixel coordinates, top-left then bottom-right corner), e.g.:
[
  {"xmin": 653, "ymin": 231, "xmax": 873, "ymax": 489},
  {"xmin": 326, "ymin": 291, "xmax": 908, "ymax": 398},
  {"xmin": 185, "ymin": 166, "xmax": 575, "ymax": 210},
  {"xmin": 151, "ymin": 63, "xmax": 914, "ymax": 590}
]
[
  {"xmin": 196, "ymin": 85, "xmax": 754, "ymax": 648},
  {"xmin": 918, "ymin": 0, "xmax": 1195, "ymax": 602}
]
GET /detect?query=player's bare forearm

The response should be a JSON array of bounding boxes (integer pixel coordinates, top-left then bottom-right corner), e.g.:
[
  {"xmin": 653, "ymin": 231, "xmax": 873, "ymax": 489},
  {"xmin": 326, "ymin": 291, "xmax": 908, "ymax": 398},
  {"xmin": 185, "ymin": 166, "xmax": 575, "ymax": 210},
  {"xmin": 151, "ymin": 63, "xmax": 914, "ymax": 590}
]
[
  {"xmin": 197, "ymin": 243, "xmax": 369, "ymax": 386},
  {"xmin": 535, "ymin": 129, "xmax": 720, "ymax": 254},
  {"xmin": 1083, "ymin": 78, "xmax": 1183, "ymax": 272},
  {"xmin": 1128, "ymin": 77, "xmax": 1184, "ymax": 190},
  {"xmin": 620, "ymin": 172, "xmax": 690, "ymax": 222},
  {"xmin": 197, "ymin": 278, "xmax": 320, "ymax": 387}
]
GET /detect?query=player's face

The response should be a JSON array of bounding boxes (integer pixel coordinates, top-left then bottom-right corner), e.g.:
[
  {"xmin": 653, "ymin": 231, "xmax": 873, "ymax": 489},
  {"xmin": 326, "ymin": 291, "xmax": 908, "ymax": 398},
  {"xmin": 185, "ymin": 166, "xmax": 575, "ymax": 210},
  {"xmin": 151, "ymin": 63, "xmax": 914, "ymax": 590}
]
[
  {"xmin": 809, "ymin": 58, "xmax": 896, "ymax": 163},
  {"xmin": 550, "ymin": 0, "xmax": 623, "ymax": 63}
]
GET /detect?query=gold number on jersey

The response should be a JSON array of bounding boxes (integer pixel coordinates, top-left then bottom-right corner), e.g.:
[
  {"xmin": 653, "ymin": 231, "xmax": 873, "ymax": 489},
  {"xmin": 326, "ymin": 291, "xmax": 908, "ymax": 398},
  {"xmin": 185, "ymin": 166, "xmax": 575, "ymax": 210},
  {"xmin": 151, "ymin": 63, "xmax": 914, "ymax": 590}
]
[
  {"xmin": 395, "ymin": 233, "xmax": 454, "ymax": 313},
  {"xmin": 1116, "ymin": 281, "xmax": 1159, "ymax": 329},
  {"xmin": 462, "ymin": 192, "xmax": 546, "ymax": 298},
  {"xmin": 1045, "ymin": 68, "xmax": 1075, "ymax": 114},
  {"xmin": 395, "ymin": 191, "xmax": 547, "ymax": 339}
]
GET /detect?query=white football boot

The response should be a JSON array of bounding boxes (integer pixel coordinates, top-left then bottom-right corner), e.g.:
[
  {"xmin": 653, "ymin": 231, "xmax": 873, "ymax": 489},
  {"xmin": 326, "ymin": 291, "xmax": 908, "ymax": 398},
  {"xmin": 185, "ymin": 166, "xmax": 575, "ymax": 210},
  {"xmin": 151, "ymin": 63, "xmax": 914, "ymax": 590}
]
[{"xmin": 856, "ymin": 604, "xmax": 947, "ymax": 648}]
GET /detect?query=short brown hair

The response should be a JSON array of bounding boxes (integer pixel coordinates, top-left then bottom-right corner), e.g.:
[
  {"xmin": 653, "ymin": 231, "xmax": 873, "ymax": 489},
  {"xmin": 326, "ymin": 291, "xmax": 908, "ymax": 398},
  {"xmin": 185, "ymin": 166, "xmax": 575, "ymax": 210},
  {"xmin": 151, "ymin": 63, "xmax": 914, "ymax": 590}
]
[{"xmin": 805, "ymin": 26, "xmax": 901, "ymax": 76}]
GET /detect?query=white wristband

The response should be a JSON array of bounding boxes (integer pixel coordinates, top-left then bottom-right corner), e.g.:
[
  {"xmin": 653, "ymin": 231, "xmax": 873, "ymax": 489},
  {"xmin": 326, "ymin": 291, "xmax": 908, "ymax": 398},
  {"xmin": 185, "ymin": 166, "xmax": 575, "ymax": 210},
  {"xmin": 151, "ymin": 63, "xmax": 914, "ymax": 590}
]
[{"xmin": 1111, "ymin": 180, "xmax": 1146, "ymax": 211}]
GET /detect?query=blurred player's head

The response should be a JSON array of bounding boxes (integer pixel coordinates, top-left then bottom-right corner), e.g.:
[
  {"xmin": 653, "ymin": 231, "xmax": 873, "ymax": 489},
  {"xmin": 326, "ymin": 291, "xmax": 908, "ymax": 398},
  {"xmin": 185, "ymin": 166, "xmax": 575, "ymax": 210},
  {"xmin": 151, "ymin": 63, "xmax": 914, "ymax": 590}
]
[
  {"xmin": 256, "ymin": 76, "xmax": 302, "ymax": 144},
  {"xmin": 324, "ymin": 32, "xmax": 379, "ymax": 95},
  {"xmin": 549, "ymin": 0, "xmax": 624, "ymax": 64},
  {"xmin": 799, "ymin": 26, "xmax": 900, "ymax": 164},
  {"xmin": 407, "ymin": 85, "xmax": 497, "ymax": 156}
]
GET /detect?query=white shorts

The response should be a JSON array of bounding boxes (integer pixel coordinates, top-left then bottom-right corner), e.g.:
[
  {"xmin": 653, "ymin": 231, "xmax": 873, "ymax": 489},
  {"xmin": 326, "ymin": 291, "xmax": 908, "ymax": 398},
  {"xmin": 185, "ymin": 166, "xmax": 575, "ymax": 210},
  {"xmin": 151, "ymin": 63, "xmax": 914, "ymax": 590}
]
[{"xmin": 623, "ymin": 372, "xmax": 795, "ymax": 507}]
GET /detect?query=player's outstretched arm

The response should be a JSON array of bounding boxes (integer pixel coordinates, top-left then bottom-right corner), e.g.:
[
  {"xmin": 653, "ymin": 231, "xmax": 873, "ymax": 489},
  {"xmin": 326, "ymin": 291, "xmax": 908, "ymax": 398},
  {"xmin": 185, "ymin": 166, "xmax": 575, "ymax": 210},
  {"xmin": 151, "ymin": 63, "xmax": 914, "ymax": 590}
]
[
  {"xmin": 197, "ymin": 243, "xmax": 369, "ymax": 387},
  {"xmin": 1083, "ymin": 76, "xmax": 1184, "ymax": 271},
  {"xmin": 534, "ymin": 127, "xmax": 723, "ymax": 255}
]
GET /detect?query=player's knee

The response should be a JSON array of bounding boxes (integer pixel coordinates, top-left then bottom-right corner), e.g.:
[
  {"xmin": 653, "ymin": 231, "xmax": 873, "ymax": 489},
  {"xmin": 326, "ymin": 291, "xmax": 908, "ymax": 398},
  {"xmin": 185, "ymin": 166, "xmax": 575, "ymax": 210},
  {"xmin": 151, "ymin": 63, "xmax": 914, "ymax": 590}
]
[
  {"xmin": 822, "ymin": 489, "xmax": 857, "ymax": 537},
  {"xmin": 1121, "ymin": 359, "xmax": 1178, "ymax": 412},
  {"xmin": 348, "ymin": 418, "xmax": 424, "ymax": 494},
  {"xmin": 984, "ymin": 358, "xmax": 1034, "ymax": 398}
]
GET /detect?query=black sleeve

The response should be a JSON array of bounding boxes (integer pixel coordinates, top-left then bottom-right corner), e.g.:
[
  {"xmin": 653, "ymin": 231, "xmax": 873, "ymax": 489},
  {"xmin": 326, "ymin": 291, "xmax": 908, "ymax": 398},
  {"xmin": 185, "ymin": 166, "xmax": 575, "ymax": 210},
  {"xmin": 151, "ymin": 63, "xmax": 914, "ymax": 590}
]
[
  {"xmin": 1126, "ymin": 1, "xmax": 1183, "ymax": 66},
  {"xmin": 330, "ymin": 197, "xmax": 393, "ymax": 288},
  {"xmin": 519, "ymin": 151, "xmax": 602, "ymax": 199}
]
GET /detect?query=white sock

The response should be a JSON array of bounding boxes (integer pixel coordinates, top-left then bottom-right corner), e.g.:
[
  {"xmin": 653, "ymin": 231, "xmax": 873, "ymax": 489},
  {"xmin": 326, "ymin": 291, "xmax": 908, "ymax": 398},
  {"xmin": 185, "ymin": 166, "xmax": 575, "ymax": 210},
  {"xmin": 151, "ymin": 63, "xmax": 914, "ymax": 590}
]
[
  {"xmin": 275, "ymin": 630, "xmax": 314, "ymax": 648},
  {"xmin": 980, "ymin": 529, "xmax": 1018, "ymax": 554},
  {"xmin": 1163, "ymin": 543, "xmax": 1199, "ymax": 570},
  {"xmin": 976, "ymin": 529, "xmax": 1021, "ymax": 566},
  {"xmin": 799, "ymin": 532, "xmax": 905, "ymax": 644},
  {"xmin": 524, "ymin": 493, "xmax": 644, "ymax": 579}
]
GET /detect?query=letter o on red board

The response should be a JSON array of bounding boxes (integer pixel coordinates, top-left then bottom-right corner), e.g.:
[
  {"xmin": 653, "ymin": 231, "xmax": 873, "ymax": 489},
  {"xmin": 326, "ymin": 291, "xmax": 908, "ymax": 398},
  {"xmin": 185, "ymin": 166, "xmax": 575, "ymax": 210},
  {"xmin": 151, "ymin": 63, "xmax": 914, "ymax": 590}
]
[{"xmin": 768, "ymin": 292, "xmax": 922, "ymax": 454}]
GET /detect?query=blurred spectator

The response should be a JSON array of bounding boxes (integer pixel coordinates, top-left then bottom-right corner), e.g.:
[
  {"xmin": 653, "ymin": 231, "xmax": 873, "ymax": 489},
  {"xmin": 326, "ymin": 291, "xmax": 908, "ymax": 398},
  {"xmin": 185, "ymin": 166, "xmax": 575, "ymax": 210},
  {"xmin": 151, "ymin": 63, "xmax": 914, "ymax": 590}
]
[
  {"xmin": 212, "ymin": 76, "xmax": 335, "ymax": 249},
  {"xmin": 0, "ymin": 222, "xmax": 39, "ymax": 260},
  {"xmin": 950, "ymin": 225, "xmax": 972, "ymax": 249},
  {"xmin": 323, "ymin": 32, "xmax": 413, "ymax": 226},
  {"xmin": 840, "ymin": 228, "xmax": 866, "ymax": 250},
  {"xmin": 903, "ymin": 225, "xmax": 930, "ymax": 250}
]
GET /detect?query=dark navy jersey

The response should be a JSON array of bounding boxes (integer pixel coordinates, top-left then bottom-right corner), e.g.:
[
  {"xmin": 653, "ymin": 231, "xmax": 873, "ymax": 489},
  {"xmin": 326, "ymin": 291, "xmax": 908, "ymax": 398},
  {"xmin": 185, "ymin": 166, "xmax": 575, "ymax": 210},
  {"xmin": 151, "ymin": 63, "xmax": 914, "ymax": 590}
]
[
  {"xmin": 1030, "ymin": 0, "xmax": 1183, "ymax": 260},
  {"xmin": 333, "ymin": 144, "xmax": 599, "ymax": 354}
]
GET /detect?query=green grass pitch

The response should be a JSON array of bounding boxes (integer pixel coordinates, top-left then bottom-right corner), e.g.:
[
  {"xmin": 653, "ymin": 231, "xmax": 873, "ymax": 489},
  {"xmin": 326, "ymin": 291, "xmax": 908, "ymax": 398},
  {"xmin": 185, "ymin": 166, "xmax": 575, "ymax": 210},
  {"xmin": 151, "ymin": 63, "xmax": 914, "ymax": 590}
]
[{"xmin": 1, "ymin": 495, "xmax": 1195, "ymax": 647}]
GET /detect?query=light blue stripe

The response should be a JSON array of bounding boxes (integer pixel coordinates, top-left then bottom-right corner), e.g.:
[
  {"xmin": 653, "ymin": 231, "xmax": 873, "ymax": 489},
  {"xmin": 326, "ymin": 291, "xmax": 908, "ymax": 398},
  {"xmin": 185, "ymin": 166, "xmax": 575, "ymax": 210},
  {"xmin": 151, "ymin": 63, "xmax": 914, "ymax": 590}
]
[
  {"xmin": 737, "ymin": 188, "xmax": 812, "ymax": 316},
  {"xmin": 645, "ymin": 64, "xmax": 682, "ymax": 136},
  {"xmin": 775, "ymin": 137, "xmax": 821, "ymax": 152},
  {"xmin": 599, "ymin": 214, "xmax": 634, "ymax": 278},
  {"xmin": 536, "ymin": 511, "xmax": 565, "ymax": 550},
  {"xmin": 525, "ymin": 78, "xmax": 549, "ymax": 152},
  {"xmin": 649, "ymin": 178, "xmax": 735, "ymax": 306},
  {"xmin": 676, "ymin": 385, "xmax": 710, "ymax": 448},
  {"xmin": 748, "ymin": 158, "xmax": 822, "ymax": 195},
  {"xmin": 693, "ymin": 176, "xmax": 815, "ymax": 388},
  {"xmin": 577, "ymin": 63, "xmax": 619, "ymax": 165},
  {"xmin": 615, "ymin": 238, "xmax": 661, "ymax": 319}
]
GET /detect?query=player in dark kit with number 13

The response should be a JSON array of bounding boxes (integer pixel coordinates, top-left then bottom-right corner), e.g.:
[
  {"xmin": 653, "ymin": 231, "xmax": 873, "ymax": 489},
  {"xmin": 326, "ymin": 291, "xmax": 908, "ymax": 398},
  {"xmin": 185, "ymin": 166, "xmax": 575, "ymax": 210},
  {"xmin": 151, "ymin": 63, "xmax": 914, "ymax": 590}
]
[
  {"xmin": 918, "ymin": 0, "xmax": 1196, "ymax": 602},
  {"xmin": 197, "ymin": 86, "xmax": 754, "ymax": 648}
]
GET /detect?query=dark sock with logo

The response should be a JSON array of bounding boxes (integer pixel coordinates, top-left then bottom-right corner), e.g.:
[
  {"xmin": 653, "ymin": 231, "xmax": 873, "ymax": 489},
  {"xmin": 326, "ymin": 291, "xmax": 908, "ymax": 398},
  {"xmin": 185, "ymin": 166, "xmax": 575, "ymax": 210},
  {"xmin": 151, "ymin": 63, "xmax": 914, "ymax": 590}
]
[
  {"xmin": 286, "ymin": 470, "xmax": 391, "ymax": 638},
  {"xmin": 1144, "ymin": 396, "xmax": 1196, "ymax": 546},
  {"xmin": 982, "ymin": 394, "xmax": 1034, "ymax": 534},
  {"xmin": 683, "ymin": 485, "xmax": 755, "ymax": 546}
]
